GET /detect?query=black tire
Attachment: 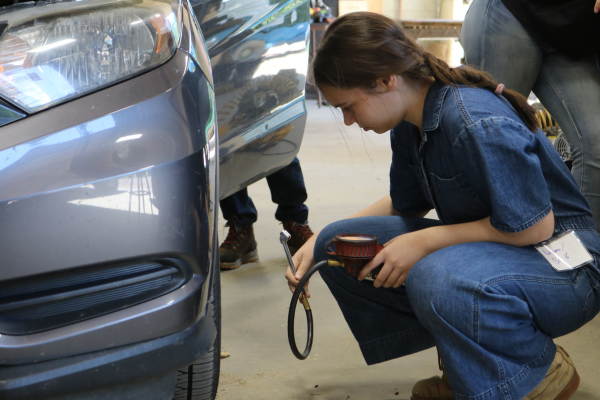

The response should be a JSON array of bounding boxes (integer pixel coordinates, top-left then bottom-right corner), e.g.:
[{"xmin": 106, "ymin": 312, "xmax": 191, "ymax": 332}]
[{"xmin": 173, "ymin": 267, "xmax": 221, "ymax": 400}]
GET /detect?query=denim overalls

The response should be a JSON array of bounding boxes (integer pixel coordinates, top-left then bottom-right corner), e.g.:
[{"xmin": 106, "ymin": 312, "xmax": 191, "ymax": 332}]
[{"xmin": 314, "ymin": 82, "xmax": 600, "ymax": 400}]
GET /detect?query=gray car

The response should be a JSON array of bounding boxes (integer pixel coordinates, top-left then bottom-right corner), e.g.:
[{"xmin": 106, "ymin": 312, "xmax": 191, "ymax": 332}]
[{"xmin": 0, "ymin": 0, "xmax": 309, "ymax": 398}]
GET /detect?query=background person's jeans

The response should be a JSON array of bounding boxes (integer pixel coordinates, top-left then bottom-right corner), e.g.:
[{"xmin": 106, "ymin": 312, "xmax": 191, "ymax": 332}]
[
  {"xmin": 462, "ymin": 0, "xmax": 600, "ymax": 233},
  {"xmin": 314, "ymin": 216, "xmax": 600, "ymax": 400},
  {"xmin": 220, "ymin": 157, "xmax": 309, "ymax": 226}
]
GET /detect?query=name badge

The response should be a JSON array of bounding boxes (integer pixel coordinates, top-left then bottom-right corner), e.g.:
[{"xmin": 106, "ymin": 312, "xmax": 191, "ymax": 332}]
[{"xmin": 534, "ymin": 230, "xmax": 593, "ymax": 272}]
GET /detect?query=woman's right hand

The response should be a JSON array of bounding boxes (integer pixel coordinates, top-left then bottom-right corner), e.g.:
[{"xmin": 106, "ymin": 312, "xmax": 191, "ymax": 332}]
[{"xmin": 285, "ymin": 233, "xmax": 318, "ymax": 299}]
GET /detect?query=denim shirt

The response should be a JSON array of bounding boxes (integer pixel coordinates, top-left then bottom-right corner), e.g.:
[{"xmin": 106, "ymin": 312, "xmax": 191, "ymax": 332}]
[{"xmin": 390, "ymin": 81, "xmax": 594, "ymax": 234}]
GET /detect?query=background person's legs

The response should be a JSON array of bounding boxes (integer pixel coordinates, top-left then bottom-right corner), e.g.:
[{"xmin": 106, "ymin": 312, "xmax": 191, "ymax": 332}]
[
  {"xmin": 266, "ymin": 157, "xmax": 313, "ymax": 253},
  {"xmin": 462, "ymin": 0, "xmax": 542, "ymax": 96},
  {"xmin": 220, "ymin": 188, "xmax": 258, "ymax": 227},
  {"xmin": 463, "ymin": 0, "xmax": 600, "ymax": 232},
  {"xmin": 266, "ymin": 157, "xmax": 309, "ymax": 224},
  {"xmin": 220, "ymin": 157, "xmax": 310, "ymax": 226},
  {"xmin": 219, "ymin": 158, "xmax": 313, "ymax": 268},
  {"xmin": 530, "ymin": 52, "xmax": 600, "ymax": 231},
  {"xmin": 219, "ymin": 189, "xmax": 259, "ymax": 270}
]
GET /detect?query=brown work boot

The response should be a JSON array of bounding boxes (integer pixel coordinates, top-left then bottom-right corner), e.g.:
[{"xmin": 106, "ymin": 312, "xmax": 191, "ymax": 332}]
[
  {"xmin": 411, "ymin": 372, "xmax": 453, "ymax": 400},
  {"xmin": 411, "ymin": 345, "xmax": 579, "ymax": 400},
  {"xmin": 282, "ymin": 220, "xmax": 314, "ymax": 255},
  {"xmin": 524, "ymin": 345, "xmax": 579, "ymax": 400},
  {"xmin": 411, "ymin": 348, "xmax": 454, "ymax": 400},
  {"xmin": 219, "ymin": 216, "xmax": 259, "ymax": 270}
]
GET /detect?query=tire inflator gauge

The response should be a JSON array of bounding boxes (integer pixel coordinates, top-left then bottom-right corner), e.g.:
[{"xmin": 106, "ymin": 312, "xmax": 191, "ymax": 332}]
[{"xmin": 280, "ymin": 230, "xmax": 384, "ymax": 360}]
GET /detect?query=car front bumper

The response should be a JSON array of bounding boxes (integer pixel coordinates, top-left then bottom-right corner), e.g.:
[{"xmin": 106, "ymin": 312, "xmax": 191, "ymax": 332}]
[
  {"xmin": 0, "ymin": 281, "xmax": 217, "ymax": 400},
  {"xmin": 0, "ymin": 4, "xmax": 219, "ymax": 398}
]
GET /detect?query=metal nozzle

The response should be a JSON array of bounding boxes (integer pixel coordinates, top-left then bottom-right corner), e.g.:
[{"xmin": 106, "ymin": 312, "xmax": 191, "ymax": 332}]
[
  {"xmin": 280, "ymin": 230, "xmax": 296, "ymax": 275},
  {"xmin": 280, "ymin": 229, "xmax": 308, "ymax": 300},
  {"xmin": 280, "ymin": 230, "xmax": 291, "ymax": 244}
]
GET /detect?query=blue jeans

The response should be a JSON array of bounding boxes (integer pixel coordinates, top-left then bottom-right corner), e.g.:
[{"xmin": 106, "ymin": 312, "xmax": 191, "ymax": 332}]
[
  {"xmin": 462, "ymin": 0, "xmax": 600, "ymax": 233},
  {"xmin": 219, "ymin": 157, "xmax": 309, "ymax": 226},
  {"xmin": 315, "ymin": 216, "xmax": 600, "ymax": 400}
]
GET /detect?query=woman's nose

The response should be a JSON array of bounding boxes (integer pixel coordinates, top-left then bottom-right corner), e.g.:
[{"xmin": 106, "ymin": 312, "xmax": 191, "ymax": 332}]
[{"xmin": 343, "ymin": 112, "xmax": 356, "ymax": 126}]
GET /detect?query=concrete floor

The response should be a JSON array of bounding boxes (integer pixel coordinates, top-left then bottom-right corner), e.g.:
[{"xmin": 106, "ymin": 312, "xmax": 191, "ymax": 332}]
[{"xmin": 215, "ymin": 101, "xmax": 600, "ymax": 400}]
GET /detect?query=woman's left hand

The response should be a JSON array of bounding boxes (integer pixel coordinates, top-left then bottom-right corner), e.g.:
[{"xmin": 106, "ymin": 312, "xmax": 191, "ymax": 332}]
[{"xmin": 358, "ymin": 231, "xmax": 429, "ymax": 288}]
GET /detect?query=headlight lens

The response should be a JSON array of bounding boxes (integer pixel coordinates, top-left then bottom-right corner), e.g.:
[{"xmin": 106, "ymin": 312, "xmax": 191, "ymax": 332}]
[{"xmin": 0, "ymin": 0, "xmax": 181, "ymax": 113}]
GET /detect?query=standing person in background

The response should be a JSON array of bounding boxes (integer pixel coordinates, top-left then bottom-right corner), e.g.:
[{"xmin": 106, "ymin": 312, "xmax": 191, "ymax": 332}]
[
  {"xmin": 219, "ymin": 157, "xmax": 314, "ymax": 270},
  {"xmin": 462, "ymin": 0, "xmax": 600, "ymax": 233}
]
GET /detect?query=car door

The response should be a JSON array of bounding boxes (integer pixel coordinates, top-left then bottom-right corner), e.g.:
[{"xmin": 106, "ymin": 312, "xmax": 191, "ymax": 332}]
[{"xmin": 191, "ymin": 0, "xmax": 310, "ymax": 199}]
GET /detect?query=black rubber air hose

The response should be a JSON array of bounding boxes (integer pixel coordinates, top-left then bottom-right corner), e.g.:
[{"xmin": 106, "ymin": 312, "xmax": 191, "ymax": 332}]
[{"xmin": 288, "ymin": 260, "xmax": 342, "ymax": 360}]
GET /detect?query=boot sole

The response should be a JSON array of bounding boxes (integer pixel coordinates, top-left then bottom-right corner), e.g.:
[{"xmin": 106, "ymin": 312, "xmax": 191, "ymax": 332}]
[
  {"xmin": 556, "ymin": 369, "xmax": 580, "ymax": 400},
  {"xmin": 410, "ymin": 370, "xmax": 580, "ymax": 400},
  {"xmin": 220, "ymin": 249, "xmax": 259, "ymax": 270}
]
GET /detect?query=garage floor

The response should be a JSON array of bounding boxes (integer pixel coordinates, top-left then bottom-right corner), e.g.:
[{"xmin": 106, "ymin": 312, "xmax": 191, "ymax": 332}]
[{"xmin": 215, "ymin": 101, "xmax": 600, "ymax": 400}]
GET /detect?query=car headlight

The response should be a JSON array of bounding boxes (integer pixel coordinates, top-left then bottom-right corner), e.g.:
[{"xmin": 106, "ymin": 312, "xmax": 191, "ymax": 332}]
[{"xmin": 0, "ymin": 0, "xmax": 182, "ymax": 114}]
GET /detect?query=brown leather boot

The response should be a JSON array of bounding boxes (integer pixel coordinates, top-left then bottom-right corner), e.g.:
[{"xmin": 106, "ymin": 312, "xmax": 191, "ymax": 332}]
[
  {"xmin": 411, "ymin": 349, "xmax": 454, "ymax": 400},
  {"xmin": 524, "ymin": 345, "xmax": 579, "ymax": 400},
  {"xmin": 411, "ymin": 345, "xmax": 579, "ymax": 400},
  {"xmin": 411, "ymin": 372, "xmax": 453, "ymax": 400},
  {"xmin": 282, "ymin": 221, "xmax": 314, "ymax": 255},
  {"xmin": 219, "ymin": 216, "xmax": 259, "ymax": 270}
]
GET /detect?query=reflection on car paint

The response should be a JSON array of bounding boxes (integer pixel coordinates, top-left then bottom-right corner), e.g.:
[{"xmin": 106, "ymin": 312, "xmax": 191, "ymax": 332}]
[
  {"xmin": 0, "ymin": 99, "xmax": 25, "ymax": 128},
  {"xmin": 68, "ymin": 172, "xmax": 158, "ymax": 216},
  {"xmin": 0, "ymin": 51, "xmax": 212, "ymax": 203},
  {"xmin": 192, "ymin": 0, "xmax": 310, "ymax": 197}
]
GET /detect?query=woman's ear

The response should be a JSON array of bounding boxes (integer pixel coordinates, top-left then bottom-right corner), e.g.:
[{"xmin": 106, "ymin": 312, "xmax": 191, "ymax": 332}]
[{"xmin": 375, "ymin": 75, "xmax": 398, "ymax": 92}]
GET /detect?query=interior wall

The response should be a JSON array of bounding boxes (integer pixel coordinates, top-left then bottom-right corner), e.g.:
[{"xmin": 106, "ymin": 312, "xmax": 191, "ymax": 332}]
[
  {"xmin": 401, "ymin": 0, "xmax": 437, "ymax": 19},
  {"xmin": 381, "ymin": 0, "xmax": 399, "ymax": 18}
]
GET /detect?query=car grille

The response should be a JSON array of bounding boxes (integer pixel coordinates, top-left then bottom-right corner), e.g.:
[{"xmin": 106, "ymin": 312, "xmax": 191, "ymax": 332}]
[{"xmin": 0, "ymin": 259, "xmax": 189, "ymax": 335}]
